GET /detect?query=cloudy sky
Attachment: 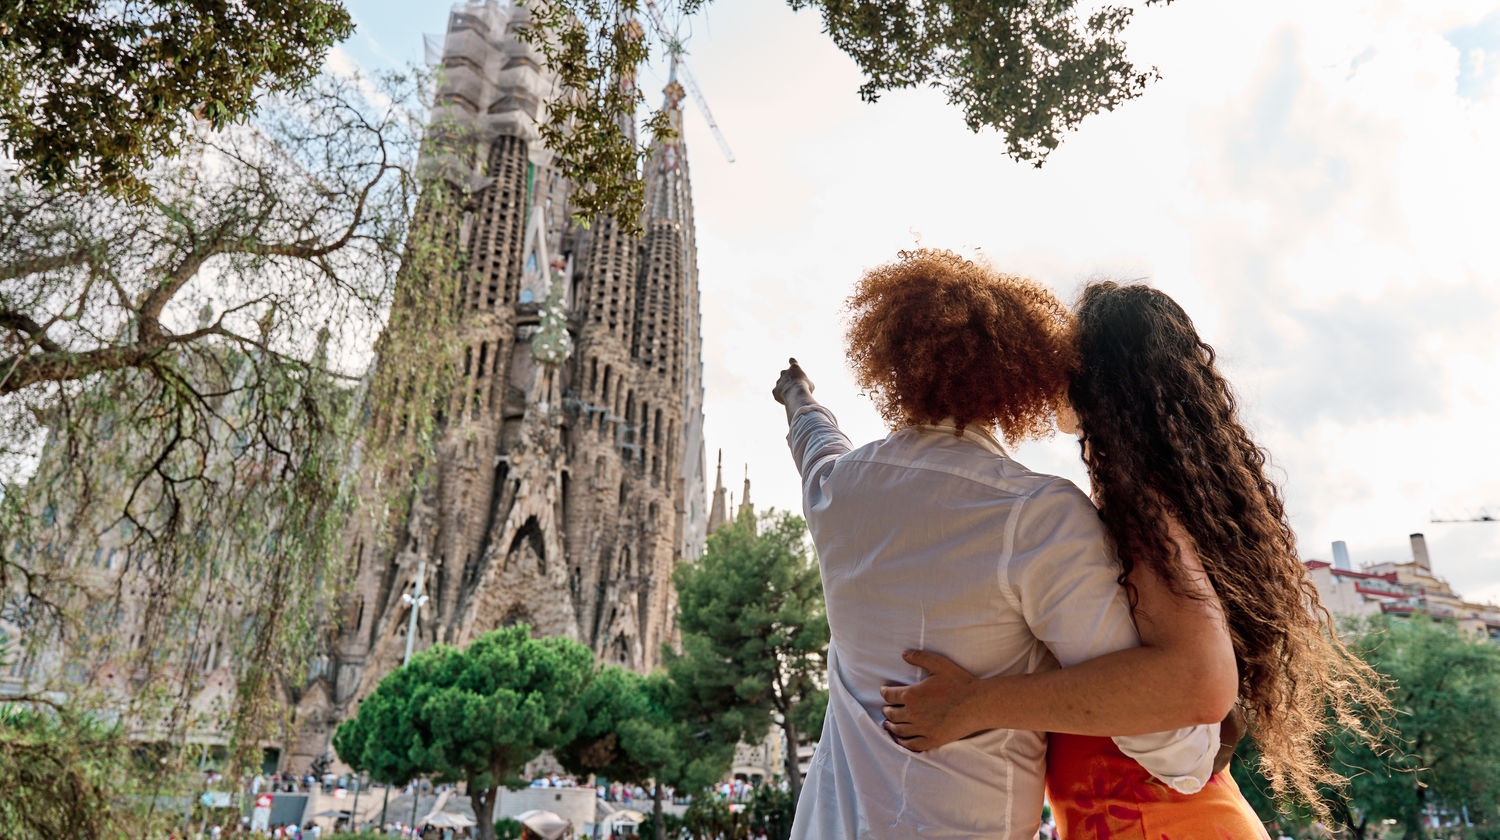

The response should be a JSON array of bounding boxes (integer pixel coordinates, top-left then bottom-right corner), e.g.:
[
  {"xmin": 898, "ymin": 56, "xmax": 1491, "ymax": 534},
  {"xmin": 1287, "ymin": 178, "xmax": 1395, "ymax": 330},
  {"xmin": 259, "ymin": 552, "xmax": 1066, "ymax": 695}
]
[{"xmin": 342, "ymin": 0, "xmax": 1500, "ymax": 604}]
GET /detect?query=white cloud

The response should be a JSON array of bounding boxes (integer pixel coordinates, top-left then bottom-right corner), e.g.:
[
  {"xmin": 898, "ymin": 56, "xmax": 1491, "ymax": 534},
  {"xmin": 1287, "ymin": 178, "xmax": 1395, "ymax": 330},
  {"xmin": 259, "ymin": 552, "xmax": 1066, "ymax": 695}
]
[
  {"xmin": 323, "ymin": 44, "xmax": 362, "ymax": 79},
  {"xmin": 321, "ymin": 44, "xmax": 399, "ymax": 113}
]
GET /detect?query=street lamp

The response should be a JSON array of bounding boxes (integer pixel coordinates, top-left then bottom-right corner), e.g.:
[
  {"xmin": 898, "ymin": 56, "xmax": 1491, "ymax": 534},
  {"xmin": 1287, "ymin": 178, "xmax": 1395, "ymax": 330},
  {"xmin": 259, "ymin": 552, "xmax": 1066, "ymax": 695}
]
[
  {"xmin": 401, "ymin": 560, "xmax": 429, "ymax": 667},
  {"xmin": 400, "ymin": 559, "xmax": 430, "ymax": 833}
]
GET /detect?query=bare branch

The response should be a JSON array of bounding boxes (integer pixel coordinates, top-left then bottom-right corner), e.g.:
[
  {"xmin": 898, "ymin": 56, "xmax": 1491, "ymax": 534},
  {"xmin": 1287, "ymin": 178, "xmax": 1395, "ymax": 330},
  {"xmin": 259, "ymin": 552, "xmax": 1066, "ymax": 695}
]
[
  {"xmin": 0, "ymin": 310, "xmax": 63, "ymax": 352},
  {"xmin": 135, "ymin": 251, "xmax": 212, "ymax": 342},
  {"xmin": 0, "ymin": 248, "xmax": 94, "ymax": 283},
  {"xmin": 0, "ymin": 321, "xmax": 251, "ymax": 395},
  {"xmin": 238, "ymin": 159, "xmax": 396, "ymax": 262}
]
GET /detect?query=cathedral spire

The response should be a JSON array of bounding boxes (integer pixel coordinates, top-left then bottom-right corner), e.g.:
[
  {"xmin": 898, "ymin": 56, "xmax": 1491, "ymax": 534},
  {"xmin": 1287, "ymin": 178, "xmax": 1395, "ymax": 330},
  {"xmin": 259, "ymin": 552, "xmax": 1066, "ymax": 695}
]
[
  {"xmin": 631, "ymin": 61, "xmax": 696, "ymax": 373},
  {"xmin": 642, "ymin": 59, "xmax": 695, "ymax": 230},
  {"xmin": 739, "ymin": 463, "xmax": 752, "ymax": 515},
  {"xmin": 707, "ymin": 449, "xmax": 728, "ymax": 534},
  {"xmin": 737, "ymin": 463, "xmax": 756, "ymax": 533}
]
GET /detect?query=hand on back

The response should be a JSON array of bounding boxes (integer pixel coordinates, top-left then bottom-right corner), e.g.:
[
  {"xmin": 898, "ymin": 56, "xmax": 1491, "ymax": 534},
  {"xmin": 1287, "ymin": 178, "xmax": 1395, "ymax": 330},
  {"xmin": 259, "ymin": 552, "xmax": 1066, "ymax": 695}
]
[{"xmin": 879, "ymin": 650, "xmax": 983, "ymax": 752}]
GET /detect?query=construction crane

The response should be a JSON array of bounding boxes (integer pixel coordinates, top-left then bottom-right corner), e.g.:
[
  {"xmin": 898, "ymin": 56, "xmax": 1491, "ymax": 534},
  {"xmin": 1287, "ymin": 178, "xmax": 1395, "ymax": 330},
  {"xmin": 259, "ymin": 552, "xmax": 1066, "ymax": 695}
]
[
  {"xmin": 642, "ymin": 0, "xmax": 736, "ymax": 163},
  {"xmin": 1430, "ymin": 507, "xmax": 1498, "ymax": 524}
]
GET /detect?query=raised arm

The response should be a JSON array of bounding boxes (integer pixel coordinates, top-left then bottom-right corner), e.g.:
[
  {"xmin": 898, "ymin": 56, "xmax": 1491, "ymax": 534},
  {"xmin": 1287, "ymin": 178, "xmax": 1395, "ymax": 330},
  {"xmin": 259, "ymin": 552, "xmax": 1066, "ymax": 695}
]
[{"xmin": 776, "ymin": 357, "xmax": 852, "ymax": 472}]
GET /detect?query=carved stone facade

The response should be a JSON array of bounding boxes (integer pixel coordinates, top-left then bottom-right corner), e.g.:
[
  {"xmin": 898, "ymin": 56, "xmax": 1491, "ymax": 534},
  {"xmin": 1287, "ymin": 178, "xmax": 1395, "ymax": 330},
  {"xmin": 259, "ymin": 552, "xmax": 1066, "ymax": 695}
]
[{"xmin": 288, "ymin": 0, "xmax": 709, "ymax": 770}]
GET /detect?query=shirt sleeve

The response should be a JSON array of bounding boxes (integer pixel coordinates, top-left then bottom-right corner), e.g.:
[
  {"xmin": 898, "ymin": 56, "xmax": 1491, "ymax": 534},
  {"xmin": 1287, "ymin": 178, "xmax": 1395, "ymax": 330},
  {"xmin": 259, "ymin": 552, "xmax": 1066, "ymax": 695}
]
[
  {"xmin": 787, "ymin": 404, "xmax": 852, "ymax": 487},
  {"xmin": 786, "ymin": 405, "xmax": 858, "ymax": 534},
  {"xmin": 1005, "ymin": 477, "xmax": 1220, "ymax": 794}
]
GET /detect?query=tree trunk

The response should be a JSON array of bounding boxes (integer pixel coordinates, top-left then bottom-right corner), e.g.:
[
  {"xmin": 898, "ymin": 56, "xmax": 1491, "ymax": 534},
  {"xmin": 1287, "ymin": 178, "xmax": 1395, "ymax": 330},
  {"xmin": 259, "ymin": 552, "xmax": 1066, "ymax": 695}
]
[
  {"xmin": 1334, "ymin": 797, "xmax": 1366, "ymax": 840},
  {"xmin": 781, "ymin": 715, "xmax": 803, "ymax": 804},
  {"xmin": 654, "ymin": 779, "xmax": 666, "ymax": 840},
  {"xmin": 1403, "ymin": 782, "xmax": 1427, "ymax": 840},
  {"xmin": 473, "ymin": 777, "xmax": 498, "ymax": 840}
]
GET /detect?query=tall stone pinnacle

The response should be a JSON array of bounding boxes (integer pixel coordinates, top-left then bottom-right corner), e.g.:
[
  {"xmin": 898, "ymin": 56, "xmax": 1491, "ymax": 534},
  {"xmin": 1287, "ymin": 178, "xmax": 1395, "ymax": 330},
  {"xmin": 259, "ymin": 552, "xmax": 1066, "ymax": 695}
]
[{"xmin": 708, "ymin": 448, "xmax": 728, "ymax": 534}]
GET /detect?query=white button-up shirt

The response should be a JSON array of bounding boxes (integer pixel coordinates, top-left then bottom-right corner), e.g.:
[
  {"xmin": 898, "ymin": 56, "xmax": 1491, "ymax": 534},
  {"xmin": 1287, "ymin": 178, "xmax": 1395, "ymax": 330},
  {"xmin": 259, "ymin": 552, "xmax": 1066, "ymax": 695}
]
[{"xmin": 786, "ymin": 406, "xmax": 1218, "ymax": 840}]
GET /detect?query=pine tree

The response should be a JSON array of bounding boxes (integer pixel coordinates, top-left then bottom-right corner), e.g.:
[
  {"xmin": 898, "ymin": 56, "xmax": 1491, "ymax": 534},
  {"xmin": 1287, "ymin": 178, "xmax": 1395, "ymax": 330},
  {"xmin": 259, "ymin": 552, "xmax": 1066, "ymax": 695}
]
[
  {"xmin": 334, "ymin": 625, "xmax": 594, "ymax": 840},
  {"xmin": 667, "ymin": 510, "xmax": 829, "ymax": 804},
  {"xmin": 557, "ymin": 667, "xmax": 717, "ymax": 840}
]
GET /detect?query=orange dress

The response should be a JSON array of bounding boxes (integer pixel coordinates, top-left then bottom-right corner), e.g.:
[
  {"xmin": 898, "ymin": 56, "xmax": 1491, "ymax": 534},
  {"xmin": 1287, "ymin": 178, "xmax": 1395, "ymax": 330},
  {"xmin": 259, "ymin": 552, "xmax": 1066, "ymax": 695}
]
[{"xmin": 1046, "ymin": 733, "xmax": 1271, "ymax": 840}]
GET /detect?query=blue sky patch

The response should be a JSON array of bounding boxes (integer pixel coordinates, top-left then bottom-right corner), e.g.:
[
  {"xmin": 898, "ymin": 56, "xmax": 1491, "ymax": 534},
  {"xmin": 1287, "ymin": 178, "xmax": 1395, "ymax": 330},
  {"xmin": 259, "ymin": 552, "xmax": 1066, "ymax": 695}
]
[{"xmin": 1446, "ymin": 9, "xmax": 1500, "ymax": 100}]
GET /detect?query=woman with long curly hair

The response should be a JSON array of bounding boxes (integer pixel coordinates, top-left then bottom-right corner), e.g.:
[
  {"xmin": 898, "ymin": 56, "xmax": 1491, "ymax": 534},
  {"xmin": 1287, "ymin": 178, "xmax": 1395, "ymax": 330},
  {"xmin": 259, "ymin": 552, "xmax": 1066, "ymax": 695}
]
[
  {"xmin": 879, "ymin": 280, "xmax": 1389, "ymax": 837},
  {"xmin": 775, "ymin": 251, "xmax": 1225, "ymax": 840}
]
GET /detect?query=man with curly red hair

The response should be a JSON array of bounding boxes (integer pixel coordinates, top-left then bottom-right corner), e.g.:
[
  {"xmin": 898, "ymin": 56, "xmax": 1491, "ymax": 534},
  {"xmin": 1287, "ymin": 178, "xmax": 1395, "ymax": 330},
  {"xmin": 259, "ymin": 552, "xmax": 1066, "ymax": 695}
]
[{"xmin": 773, "ymin": 250, "xmax": 1224, "ymax": 839}]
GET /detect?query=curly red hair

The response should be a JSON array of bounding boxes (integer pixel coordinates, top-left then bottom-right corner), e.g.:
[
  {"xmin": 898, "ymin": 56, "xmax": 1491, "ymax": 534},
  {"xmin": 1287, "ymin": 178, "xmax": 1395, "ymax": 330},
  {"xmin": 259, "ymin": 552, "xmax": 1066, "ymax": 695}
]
[{"xmin": 844, "ymin": 249, "xmax": 1073, "ymax": 443}]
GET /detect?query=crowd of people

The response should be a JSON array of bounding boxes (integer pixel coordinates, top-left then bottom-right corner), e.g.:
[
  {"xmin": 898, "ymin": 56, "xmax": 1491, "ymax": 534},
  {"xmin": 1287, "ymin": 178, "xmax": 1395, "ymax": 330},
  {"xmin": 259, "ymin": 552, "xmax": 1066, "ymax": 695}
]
[
  {"xmin": 250, "ymin": 771, "xmax": 362, "ymax": 796},
  {"xmin": 594, "ymin": 773, "xmax": 785, "ymax": 808},
  {"xmin": 161, "ymin": 820, "xmax": 324, "ymax": 838}
]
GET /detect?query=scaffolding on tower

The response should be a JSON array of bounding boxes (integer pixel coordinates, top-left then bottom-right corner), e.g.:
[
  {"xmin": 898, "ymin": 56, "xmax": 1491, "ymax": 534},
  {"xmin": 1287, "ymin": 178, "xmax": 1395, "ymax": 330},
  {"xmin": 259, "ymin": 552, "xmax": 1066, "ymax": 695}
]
[{"xmin": 642, "ymin": 0, "xmax": 736, "ymax": 163}]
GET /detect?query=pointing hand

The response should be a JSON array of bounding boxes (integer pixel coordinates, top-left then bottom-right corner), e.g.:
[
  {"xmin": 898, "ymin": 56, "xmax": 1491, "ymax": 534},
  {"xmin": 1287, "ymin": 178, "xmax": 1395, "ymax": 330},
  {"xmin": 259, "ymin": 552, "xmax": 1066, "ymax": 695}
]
[{"xmin": 773, "ymin": 357, "xmax": 814, "ymax": 406}]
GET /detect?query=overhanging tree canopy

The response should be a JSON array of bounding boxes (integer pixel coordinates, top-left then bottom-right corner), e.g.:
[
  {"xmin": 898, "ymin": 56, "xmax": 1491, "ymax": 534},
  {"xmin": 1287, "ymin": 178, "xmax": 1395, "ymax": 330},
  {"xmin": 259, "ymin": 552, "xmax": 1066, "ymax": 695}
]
[
  {"xmin": 0, "ymin": 66, "xmax": 466, "ymax": 798},
  {"xmin": 522, "ymin": 0, "xmax": 1175, "ymax": 222},
  {"xmin": 3, "ymin": 0, "xmax": 1182, "ymax": 223},
  {"xmin": 0, "ymin": 0, "xmax": 353, "ymax": 201}
]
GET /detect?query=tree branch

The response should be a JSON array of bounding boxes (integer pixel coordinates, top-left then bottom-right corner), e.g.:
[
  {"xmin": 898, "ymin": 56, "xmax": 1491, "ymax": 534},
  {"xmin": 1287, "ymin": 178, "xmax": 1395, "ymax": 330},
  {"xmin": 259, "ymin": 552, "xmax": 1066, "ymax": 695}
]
[
  {"xmin": 0, "ymin": 248, "xmax": 93, "ymax": 282},
  {"xmin": 0, "ymin": 309, "xmax": 63, "ymax": 352},
  {"xmin": 0, "ymin": 322, "xmax": 248, "ymax": 395},
  {"xmin": 240, "ymin": 159, "xmax": 394, "ymax": 261},
  {"xmin": 136, "ymin": 251, "xmax": 211, "ymax": 342}
]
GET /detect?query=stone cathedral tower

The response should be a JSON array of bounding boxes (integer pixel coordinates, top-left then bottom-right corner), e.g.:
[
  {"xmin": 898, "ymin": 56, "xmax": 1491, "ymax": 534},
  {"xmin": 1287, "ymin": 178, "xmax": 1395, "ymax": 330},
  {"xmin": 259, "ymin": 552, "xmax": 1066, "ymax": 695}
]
[{"xmin": 288, "ymin": 0, "xmax": 709, "ymax": 769}]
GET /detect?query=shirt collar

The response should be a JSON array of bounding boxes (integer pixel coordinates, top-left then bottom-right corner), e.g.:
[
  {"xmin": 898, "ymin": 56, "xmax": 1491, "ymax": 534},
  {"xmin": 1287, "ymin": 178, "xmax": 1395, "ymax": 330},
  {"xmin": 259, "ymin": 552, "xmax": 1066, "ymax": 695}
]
[{"xmin": 916, "ymin": 417, "xmax": 1008, "ymax": 457}]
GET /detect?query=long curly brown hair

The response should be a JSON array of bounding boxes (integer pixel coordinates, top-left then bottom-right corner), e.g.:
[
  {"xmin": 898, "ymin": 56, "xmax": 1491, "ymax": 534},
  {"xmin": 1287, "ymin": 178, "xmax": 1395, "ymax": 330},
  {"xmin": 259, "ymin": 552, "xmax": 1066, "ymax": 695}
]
[
  {"xmin": 1068, "ymin": 281, "xmax": 1389, "ymax": 809},
  {"xmin": 844, "ymin": 249, "xmax": 1074, "ymax": 443}
]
